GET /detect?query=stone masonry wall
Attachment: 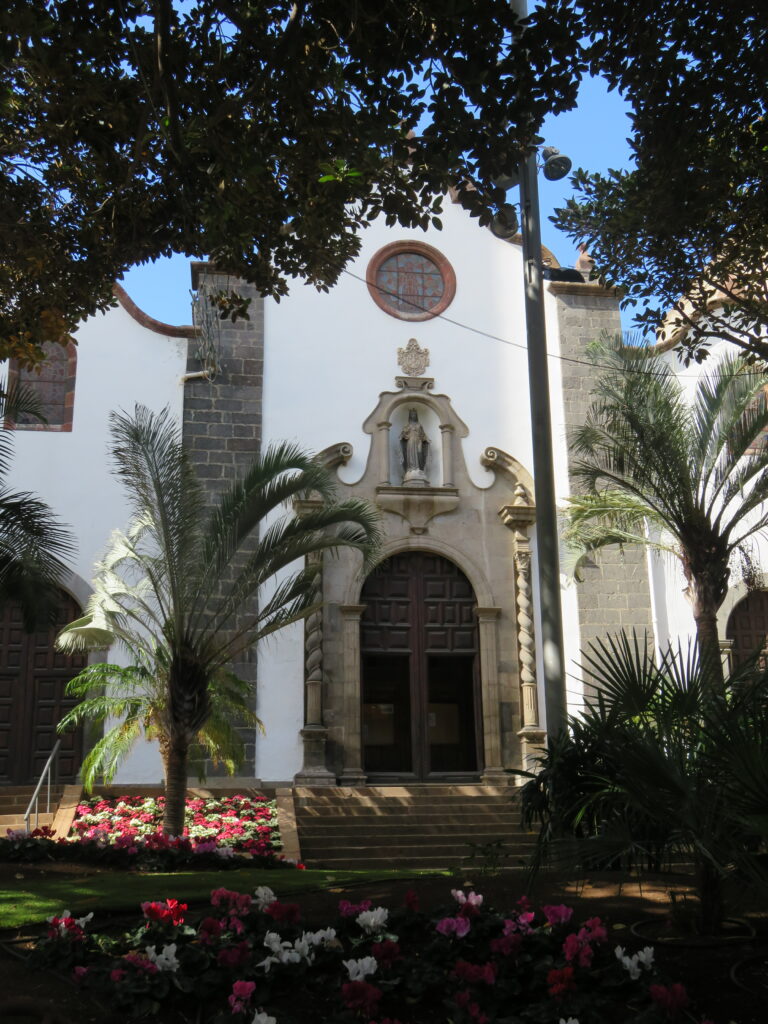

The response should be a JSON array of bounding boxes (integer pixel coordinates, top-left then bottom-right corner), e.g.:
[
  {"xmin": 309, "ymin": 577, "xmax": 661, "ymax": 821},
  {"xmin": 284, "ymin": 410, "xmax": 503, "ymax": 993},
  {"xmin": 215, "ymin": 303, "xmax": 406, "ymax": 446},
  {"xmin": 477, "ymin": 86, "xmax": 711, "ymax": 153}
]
[
  {"xmin": 552, "ymin": 281, "xmax": 654, "ymax": 704},
  {"xmin": 183, "ymin": 264, "xmax": 265, "ymax": 775}
]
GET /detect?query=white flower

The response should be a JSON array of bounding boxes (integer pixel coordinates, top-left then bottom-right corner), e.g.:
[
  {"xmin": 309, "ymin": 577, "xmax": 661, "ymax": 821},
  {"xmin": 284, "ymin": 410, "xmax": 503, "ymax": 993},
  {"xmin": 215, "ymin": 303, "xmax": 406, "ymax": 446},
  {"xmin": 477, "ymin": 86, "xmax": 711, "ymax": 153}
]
[
  {"xmin": 343, "ymin": 956, "xmax": 378, "ymax": 981},
  {"xmin": 356, "ymin": 907, "xmax": 389, "ymax": 934},
  {"xmin": 636, "ymin": 946, "xmax": 655, "ymax": 969},
  {"xmin": 451, "ymin": 889, "xmax": 467, "ymax": 905},
  {"xmin": 145, "ymin": 942, "xmax": 180, "ymax": 973},
  {"xmin": 614, "ymin": 945, "xmax": 626, "ymax": 961},
  {"xmin": 215, "ymin": 845, "xmax": 235, "ymax": 858},
  {"xmin": 74, "ymin": 912, "xmax": 93, "ymax": 929},
  {"xmin": 263, "ymin": 931, "xmax": 286, "ymax": 954},
  {"xmin": 559, "ymin": 1018, "xmax": 580, "ymax": 1024},
  {"xmin": 304, "ymin": 927, "xmax": 336, "ymax": 947},
  {"xmin": 292, "ymin": 936, "xmax": 313, "ymax": 961},
  {"xmin": 254, "ymin": 886, "xmax": 277, "ymax": 911},
  {"xmin": 252, "ymin": 1012, "xmax": 277, "ymax": 1024}
]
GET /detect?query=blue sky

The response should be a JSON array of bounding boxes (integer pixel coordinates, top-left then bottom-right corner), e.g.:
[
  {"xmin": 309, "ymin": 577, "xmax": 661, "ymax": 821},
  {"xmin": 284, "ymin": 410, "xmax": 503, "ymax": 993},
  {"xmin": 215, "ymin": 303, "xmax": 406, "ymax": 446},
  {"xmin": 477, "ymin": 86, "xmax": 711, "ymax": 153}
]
[{"xmin": 120, "ymin": 76, "xmax": 633, "ymax": 326}]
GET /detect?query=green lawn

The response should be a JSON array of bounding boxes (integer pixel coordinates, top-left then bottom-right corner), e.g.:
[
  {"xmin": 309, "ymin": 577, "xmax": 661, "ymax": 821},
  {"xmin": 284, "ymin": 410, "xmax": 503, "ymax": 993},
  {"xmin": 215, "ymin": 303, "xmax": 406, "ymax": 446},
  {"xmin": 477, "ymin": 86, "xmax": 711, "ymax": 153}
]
[{"xmin": 0, "ymin": 867, "xmax": 449, "ymax": 930}]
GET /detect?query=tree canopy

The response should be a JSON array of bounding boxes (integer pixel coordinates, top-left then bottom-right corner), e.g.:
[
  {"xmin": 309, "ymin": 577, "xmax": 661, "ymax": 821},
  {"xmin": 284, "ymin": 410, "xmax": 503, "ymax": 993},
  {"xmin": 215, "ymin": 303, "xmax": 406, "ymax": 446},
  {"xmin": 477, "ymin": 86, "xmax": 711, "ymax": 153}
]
[
  {"xmin": 551, "ymin": 1, "xmax": 768, "ymax": 363},
  {"xmin": 1, "ymin": 0, "xmax": 581, "ymax": 367},
  {"xmin": 3, "ymin": 2, "xmax": 766, "ymax": 368}
]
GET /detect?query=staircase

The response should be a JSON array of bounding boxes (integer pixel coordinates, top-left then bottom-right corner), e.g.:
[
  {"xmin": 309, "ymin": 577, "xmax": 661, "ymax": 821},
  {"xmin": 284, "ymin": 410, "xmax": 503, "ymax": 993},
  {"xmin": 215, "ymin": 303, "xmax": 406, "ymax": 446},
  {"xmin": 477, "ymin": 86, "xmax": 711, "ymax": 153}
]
[
  {"xmin": 293, "ymin": 785, "xmax": 536, "ymax": 870},
  {"xmin": 0, "ymin": 785, "xmax": 65, "ymax": 832}
]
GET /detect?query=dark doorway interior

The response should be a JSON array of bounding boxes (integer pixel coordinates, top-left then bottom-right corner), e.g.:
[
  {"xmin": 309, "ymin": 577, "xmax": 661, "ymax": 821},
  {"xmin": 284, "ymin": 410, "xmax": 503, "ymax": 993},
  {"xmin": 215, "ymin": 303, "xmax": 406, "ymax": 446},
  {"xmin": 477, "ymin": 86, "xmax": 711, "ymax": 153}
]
[{"xmin": 360, "ymin": 552, "xmax": 481, "ymax": 780}]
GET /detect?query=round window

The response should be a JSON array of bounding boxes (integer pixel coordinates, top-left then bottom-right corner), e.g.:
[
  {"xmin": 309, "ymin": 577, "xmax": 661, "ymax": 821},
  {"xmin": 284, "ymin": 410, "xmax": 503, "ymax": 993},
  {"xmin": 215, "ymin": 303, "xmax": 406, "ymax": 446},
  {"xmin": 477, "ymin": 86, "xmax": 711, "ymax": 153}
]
[{"xmin": 366, "ymin": 242, "xmax": 456, "ymax": 321}]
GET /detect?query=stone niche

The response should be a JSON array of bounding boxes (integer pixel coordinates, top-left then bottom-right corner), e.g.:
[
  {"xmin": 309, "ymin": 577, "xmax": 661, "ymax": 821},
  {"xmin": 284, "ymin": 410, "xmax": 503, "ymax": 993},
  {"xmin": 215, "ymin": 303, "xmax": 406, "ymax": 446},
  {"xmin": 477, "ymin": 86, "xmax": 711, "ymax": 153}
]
[{"xmin": 293, "ymin": 372, "xmax": 546, "ymax": 786}]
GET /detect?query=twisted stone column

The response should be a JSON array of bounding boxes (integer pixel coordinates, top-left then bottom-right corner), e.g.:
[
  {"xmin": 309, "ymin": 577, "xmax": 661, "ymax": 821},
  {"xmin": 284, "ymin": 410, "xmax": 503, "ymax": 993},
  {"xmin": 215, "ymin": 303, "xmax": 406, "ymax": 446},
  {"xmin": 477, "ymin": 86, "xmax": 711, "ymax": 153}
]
[
  {"xmin": 514, "ymin": 550, "xmax": 539, "ymax": 729},
  {"xmin": 294, "ymin": 516, "xmax": 335, "ymax": 785}
]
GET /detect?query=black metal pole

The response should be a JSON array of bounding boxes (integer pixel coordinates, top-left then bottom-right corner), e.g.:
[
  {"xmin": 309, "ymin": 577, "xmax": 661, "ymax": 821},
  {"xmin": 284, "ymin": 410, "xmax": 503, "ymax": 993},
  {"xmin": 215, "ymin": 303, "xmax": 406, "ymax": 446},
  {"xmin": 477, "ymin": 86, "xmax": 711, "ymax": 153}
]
[{"xmin": 518, "ymin": 150, "xmax": 567, "ymax": 734}]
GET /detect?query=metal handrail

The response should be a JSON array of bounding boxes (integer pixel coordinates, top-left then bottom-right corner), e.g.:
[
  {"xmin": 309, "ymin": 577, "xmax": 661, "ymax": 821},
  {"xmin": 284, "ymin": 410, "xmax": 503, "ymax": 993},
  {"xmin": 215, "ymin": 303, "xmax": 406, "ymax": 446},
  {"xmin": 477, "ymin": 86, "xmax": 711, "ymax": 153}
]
[{"xmin": 24, "ymin": 738, "xmax": 62, "ymax": 832}]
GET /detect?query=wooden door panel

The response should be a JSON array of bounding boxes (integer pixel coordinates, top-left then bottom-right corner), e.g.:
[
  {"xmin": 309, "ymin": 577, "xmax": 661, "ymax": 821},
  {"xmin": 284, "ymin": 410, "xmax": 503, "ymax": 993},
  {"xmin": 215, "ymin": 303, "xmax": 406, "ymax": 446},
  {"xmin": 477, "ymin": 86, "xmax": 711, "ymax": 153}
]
[
  {"xmin": 361, "ymin": 552, "xmax": 480, "ymax": 778},
  {"xmin": 727, "ymin": 590, "xmax": 768, "ymax": 668},
  {"xmin": 0, "ymin": 593, "xmax": 85, "ymax": 785}
]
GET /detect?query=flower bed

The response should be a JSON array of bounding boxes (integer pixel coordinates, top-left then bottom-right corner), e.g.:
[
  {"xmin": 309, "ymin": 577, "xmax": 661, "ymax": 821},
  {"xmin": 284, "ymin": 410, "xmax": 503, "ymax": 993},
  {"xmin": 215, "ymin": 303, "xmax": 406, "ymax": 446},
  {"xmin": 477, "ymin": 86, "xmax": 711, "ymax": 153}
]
[
  {"xmin": 0, "ymin": 794, "xmax": 296, "ymax": 873},
  {"xmin": 70, "ymin": 794, "xmax": 281, "ymax": 855},
  {"xmin": 31, "ymin": 886, "xmax": 718, "ymax": 1023}
]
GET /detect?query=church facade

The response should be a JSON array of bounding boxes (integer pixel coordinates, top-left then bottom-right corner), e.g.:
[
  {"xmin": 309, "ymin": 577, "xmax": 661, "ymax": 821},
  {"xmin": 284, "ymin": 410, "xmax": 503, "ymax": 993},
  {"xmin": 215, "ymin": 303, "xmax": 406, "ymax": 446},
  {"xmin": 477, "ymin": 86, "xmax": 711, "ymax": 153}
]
[{"xmin": 6, "ymin": 195, "xmax": 755, "ymax": 790}]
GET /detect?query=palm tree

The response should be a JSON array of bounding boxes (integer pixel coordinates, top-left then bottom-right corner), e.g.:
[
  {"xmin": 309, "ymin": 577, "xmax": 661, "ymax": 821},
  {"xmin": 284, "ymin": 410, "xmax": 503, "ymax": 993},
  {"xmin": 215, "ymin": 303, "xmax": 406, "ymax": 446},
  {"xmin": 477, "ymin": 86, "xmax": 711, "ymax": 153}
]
[
  {"xmin": 566, "ymin": 340, "xmax": 768, "ymax": 689},
  {"xmin": 519, "ymin": 632, "xmax": 768, "ymax": 935},
  {"xmin": 57, "ymin": 655, "xmax": 264, "ymax": 791},
  {"xmin": 0, "ymin": 378, "xmax": 73, "ymax": 629},
  {"xmin": 56, "ymin": 405, "xmax": 380, "ymax": 835}
]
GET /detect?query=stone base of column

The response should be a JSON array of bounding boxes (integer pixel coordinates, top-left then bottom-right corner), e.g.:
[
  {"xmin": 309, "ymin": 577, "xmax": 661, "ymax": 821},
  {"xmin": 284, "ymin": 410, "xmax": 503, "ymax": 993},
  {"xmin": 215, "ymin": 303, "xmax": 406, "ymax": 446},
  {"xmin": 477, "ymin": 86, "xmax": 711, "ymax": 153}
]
[
  {"xmin": 293, "ymin": 726, "xmax": 336, "ymax": 786},
  {"xmin": 338, "ymin": 769, "xmax": 367, "ymax": 786},
  {"xmin": 517, "ymin": 727, "xmax": 547, "ymax": 777},
  {"xmin": 480, "ymin": 766, "xmax": 513, "ymax": 786}
]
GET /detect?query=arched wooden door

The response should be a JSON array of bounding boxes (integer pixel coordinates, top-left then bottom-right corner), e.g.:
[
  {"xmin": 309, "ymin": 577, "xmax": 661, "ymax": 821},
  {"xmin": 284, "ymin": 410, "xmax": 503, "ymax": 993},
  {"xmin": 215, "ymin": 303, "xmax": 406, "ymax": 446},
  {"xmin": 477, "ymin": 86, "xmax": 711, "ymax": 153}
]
[
  {"xmin": 360, "ymin": 552, "xmax": 481, "ymax": 780},
  {"xmin": 0, "ymin": 593, "xmax": 86, "ymax": 785},
  {"xmin": 726, "ymin": 590, "xmax": 768, "ymax": 670}
]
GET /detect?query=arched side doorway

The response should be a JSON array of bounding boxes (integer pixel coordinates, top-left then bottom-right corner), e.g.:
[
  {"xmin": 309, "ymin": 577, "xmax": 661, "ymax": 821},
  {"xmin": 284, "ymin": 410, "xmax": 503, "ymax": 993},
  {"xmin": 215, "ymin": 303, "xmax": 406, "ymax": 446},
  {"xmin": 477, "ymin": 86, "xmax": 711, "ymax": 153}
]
[
  {"xmin": 726, "ymin": 590, "xmax": 768, "ymax": 670},
  {"xmin": 360, "ymin": 552, "xmax": 481, "ymax": 780},
  {"xmin": 0, "ymin": 592, "xmax": 86, "ymax": 785}
]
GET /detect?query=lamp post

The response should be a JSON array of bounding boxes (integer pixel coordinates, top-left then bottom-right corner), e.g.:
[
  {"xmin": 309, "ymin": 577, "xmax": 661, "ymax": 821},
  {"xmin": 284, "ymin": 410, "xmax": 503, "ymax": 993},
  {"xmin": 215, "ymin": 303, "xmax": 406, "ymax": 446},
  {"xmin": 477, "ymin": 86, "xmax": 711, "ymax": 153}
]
[
  {"xmin": 518, "ymin": 148, "xmax": 569, "ymax": 735},
  {"xmin": 490, "ymin": 144, "xmax": 570, "ymax": 735}
]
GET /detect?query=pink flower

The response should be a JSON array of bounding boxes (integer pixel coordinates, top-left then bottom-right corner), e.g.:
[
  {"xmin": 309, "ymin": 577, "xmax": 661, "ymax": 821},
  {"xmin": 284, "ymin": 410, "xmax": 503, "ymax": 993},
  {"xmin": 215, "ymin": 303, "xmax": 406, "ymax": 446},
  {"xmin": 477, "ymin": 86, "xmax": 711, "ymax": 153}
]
[
  {"xmin": 562, "ymin": 931, "xmax": 594, "ymax": 967},
  {"xmin": 436, "ymin": 916, "xmax": 471, "ymax": 938},
  {"xmin": 109, "ymin": 968, "xmax": 126, "ymax": 983},
  {"xmin": 339, "ymin": 899, "xmax": 372, "ymax": 918},
  {"xmin": 404, "ymin": 889, "xmax": 420, "ymax": 912},
  {"xmin": 502, "ymin": 911, "xmax": 535, "ymax": 937},
  {"xmin": 650, "ymin": 983, "xmax": 689, "ymax": 1017},
  {"xmin": 542, "ymin": 904, "xmax": 574, "ymax": 926},
  {"xmin": 581, "ymin": 916, "xmax": 607, "ymax": 943},
  {"xmin": 72, "ymin": 966, "xmax": 89, "ymax": 982},
  {"xmin": 228, "ymin": 979, "xmax": 257, "ymax": 1014}
]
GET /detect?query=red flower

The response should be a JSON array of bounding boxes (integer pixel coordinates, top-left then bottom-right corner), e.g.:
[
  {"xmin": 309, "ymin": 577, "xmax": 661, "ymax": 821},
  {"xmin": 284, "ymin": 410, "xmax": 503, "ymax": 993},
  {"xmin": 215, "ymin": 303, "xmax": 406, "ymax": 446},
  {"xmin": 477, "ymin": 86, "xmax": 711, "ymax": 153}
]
[
  {"xmin": 342, "ymin": 981, "xmax": 382, "ymax": 1014},
  {"xmin": 265, "ymin": 901, "xmax": 301, "ymax": 924},
  {"xmin": 217, "ymin": 941, "xmax": 251, "ymax": 969},
  {"xmin": 489, "ymin": 934, "xmax": 522, "ymax": 958},
  {"xmin": 650, "ymin": 983, "xmax": 689, "ymax": 1017},
  {"xmin": 404, "ymin": 889, "xmax": 420, "ymax": 912},
  {"xmin": 198, "ymin": 916, "xmax": 224, "ymax": 943},
  {"xmin": 453, "ymin": 960, "xmax": 497, "ymax": 986},
  {"xmin": 371, "ymin": 940, "xmax": 401, "ymax": 968},
  {"xmin": 547, "ymin": 966, "xmax": 576, "ymax": 999},
  {"xmin": 140, "ymin": 899, "xmax": 187, "ymax": 926}
]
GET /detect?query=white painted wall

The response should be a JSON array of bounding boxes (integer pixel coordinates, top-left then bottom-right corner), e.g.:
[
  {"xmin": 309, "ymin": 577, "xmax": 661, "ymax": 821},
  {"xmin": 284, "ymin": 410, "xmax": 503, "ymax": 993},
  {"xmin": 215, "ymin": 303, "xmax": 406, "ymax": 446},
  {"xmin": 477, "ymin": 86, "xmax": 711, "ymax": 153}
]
[
  {"xmin": 257, "ymin": 198, "xmax": 586, "ymax": 772},
  {"xmin": 6, "ymin": 302, "xmax": 188, "ymax": 784}
]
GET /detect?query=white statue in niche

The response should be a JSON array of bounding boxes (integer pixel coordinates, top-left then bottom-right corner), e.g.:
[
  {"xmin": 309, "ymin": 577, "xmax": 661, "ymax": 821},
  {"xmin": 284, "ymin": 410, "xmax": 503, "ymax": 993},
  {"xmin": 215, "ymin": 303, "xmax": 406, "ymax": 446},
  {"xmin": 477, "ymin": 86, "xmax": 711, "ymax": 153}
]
[{"xmin": 400, "ymin": 407, "xmax": 431, "ymax": 486}]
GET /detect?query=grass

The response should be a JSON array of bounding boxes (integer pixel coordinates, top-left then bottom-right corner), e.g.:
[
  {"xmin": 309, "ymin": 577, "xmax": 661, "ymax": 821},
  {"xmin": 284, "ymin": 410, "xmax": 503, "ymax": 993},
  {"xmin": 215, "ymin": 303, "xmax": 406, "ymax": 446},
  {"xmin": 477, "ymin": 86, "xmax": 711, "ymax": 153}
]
[{"xmin": 0, "ymin": 867, "xmax": 450, "ymax": 930}]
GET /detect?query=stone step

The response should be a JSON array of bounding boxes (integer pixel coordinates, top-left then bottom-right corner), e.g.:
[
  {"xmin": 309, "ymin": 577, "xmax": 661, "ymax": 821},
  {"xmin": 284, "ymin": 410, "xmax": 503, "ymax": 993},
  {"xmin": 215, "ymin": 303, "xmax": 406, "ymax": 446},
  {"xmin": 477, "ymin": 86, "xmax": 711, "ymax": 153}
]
[
  {"xmin": 294, "ymin": 791, "xmax": 520, "ymax": 805},
  {"xmin": 298, "ymin": 823, "xmax": 533, "ymax": 839},
  {"xmin": 0, "ymin": 787, "xmax": 64, "ymax": 807},
  {"xmin": 300, "ymin": 852, "xmax": 529, "ymax": 870},
  {"xmin": 296, "ymin": 809, "xmax": 522, "ymax": 824},
  {"xmin": 0, "ymin": 812, "xmax": 56, "ymax": 830},
  {"xmin": 300, "ymin": 838, "xmax": 532, "ymax": 855},
  {"xmin": 295, "ymin": 785, "xmax": 516, "ymax": 796}
]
